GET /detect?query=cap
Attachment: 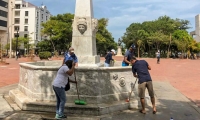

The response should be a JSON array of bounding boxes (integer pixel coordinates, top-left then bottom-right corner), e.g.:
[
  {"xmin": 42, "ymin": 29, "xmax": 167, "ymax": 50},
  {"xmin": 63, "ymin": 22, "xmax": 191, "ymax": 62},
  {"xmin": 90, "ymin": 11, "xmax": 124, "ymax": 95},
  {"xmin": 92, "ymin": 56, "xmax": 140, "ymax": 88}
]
[
  {"xmin": 111, "ymin": 49, "xmax": 115, "ymax": 52},
  {"xmin": 130, "ymin": 44, "xmax": 136, "ymax": 49},
  {"xmin": 69, "ymin": 47, "xmax": 74, "ymax": 52}
]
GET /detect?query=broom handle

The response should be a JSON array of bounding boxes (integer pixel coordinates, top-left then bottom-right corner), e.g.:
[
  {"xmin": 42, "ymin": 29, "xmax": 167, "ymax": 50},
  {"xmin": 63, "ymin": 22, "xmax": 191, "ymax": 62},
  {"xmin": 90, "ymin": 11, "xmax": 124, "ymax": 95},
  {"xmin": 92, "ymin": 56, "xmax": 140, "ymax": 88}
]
[
  {"xmin": 74, "ymin": 70, "xmax": 80, "ymax": 100},
  {"xmin": 129, "ymin": 78, "xmax": 138, "ymax": 99}
]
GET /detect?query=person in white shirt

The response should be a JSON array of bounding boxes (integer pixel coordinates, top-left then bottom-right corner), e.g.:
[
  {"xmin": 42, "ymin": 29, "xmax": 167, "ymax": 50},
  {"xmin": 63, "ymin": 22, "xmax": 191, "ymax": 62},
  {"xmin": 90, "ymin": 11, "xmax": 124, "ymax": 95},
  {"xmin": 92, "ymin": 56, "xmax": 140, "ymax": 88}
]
[
  {"xmin": 156, "ymin": 50, "xmax": 160, "ymax": 64},
  {"xmin": 52, "ymin": 60, "xmax": 77, "ymax": 119}
]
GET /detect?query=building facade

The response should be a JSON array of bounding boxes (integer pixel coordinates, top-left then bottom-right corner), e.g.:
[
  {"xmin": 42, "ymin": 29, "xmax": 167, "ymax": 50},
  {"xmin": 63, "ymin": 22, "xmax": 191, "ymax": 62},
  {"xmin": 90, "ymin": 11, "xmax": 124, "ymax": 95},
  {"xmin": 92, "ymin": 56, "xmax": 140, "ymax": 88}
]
[
  {"xmin": 190, "ymin": 14, "xmax": 200, "ymax": 42},
  {"xmin": 0, "ymin": 0, "xmax": 8, "ymax": 46},
  {"xmin": 13, "ymin": 0, "xmax": 51, "ymax": 46}
]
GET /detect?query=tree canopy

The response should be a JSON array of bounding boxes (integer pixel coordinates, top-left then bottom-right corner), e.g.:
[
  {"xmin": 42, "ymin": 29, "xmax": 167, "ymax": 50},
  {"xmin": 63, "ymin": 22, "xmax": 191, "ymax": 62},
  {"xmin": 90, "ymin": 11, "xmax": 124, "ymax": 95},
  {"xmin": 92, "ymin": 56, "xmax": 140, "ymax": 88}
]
[
  {"xmin": 38, "ymin": 13, "xmax": 117, "ymax": 55},
  {"xmin": 122, "ymin": 15, "xmax": 199, "ymax": 58}
]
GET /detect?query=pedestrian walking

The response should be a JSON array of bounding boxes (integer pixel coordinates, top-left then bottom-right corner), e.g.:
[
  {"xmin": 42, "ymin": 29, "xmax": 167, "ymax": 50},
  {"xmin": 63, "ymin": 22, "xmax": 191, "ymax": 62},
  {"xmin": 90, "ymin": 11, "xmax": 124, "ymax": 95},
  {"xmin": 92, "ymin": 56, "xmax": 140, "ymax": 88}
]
[
  {"xmin": 52, "ymin": 60, "xmax": 77, "ymax": 119},
  {"xmin": 130, "ymin": 57, "xmax": 156, "ymax": 114},
  {"xmin": 104, "ymin": 49, "xmax": 115, "ymax": 67},
  {"xmin": 156, "ymin": 50, "xmax": 160, "ymax": 64}
]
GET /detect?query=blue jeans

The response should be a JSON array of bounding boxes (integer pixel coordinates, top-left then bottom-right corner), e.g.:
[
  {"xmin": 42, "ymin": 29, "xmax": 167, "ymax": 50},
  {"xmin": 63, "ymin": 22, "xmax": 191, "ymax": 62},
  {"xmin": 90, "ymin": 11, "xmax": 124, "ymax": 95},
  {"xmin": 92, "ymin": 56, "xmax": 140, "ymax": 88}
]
[
  {"xmin": 53, "ymin": 86, "xmax": 66, "ymax": 116},
  {"xmin": 104, "ymin": 62, "xmax": 110, "ymax": 67}
]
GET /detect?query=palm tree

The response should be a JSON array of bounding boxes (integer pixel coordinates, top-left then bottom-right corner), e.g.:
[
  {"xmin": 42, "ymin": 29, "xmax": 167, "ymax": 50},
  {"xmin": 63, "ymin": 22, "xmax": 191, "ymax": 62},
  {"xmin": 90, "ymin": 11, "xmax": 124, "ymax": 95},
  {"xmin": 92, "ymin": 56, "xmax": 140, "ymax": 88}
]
[
  {"xmin": 135, "ymin": 30, "xmax": 147, "ymax": 58},
  {"xmin": 137, "ymin": 40, "xmax": 144, "ymax": 58}
]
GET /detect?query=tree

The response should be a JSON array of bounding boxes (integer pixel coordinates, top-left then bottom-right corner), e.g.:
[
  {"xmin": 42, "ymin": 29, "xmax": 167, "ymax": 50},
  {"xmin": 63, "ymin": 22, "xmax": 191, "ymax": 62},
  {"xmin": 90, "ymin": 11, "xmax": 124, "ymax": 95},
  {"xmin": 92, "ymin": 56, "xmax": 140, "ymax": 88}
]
[
  {"xmin": 135, "ymin": 30, "xmax": 147, "ymax": 58},
  {"xmin": 36, "ymin": 40, "xmax": 52, "ymax": 52},
  {"xmin": 96, "ymin": 18, "xmax": 117, "ymax": 55},
  {"xmin": 41, "ymin": 13, "xmax": 74, "ymax": 53},
  {"xmin": 122, "ymin": 15, "xmax": 191, "ymax": 58}
]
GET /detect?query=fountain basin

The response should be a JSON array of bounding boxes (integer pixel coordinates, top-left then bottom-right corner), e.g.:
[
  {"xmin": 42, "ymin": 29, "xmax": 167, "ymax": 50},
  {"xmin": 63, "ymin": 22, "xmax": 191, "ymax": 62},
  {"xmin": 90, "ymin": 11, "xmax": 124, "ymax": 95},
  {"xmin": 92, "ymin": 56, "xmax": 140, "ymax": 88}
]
[{"xmin": 9, "ymin": 60, "xmax": 138, "ymax": 115}]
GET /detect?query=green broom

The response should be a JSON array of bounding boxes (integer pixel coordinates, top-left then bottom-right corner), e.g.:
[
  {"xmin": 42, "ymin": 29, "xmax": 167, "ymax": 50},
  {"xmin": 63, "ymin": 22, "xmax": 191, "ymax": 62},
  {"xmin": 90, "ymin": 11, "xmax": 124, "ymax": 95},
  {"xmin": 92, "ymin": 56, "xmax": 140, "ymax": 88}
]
[{"xmin": 74, "ymin": 70, "xmax": 87, "ymax": 105}]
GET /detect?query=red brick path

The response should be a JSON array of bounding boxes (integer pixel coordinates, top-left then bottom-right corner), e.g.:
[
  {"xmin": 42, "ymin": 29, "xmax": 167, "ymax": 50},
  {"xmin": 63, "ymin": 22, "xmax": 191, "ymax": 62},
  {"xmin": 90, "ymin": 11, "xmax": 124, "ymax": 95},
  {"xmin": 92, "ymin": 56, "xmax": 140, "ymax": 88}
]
[{"xmin": 0, "ymin": 56, "xmax": 200, "ymax": 107}]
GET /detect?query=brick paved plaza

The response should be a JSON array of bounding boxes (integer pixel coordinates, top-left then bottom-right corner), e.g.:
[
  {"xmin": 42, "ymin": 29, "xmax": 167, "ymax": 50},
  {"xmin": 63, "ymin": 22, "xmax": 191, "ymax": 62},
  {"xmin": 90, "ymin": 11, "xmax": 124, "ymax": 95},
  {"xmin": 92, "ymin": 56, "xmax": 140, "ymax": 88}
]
[{"xmin": 0, "ymin": 56, "xmax": 200, "ymax": 107}]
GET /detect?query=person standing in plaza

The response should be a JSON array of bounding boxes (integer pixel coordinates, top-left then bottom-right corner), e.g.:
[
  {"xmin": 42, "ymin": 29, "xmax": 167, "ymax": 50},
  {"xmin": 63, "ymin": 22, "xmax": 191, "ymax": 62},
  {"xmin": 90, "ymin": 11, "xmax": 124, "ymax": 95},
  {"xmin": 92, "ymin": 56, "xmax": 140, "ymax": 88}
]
[
  {"xmin": 104, "ymin": 49, "xmax": 115, "ymax": 67},
  {"xmin": 123, "ymin": 44, "xmax": 136, "ymax": 66},
  {"xmin": 130, "ymin": 57, "xmax": 156, "ymax": 114},
  {"xmin": 63, "ymin": 47, "xmax": 78, "ymax": 66},
  {"xmin": 52, "ymin": 60, "xmax": 77, "ymax": 119},
  {"xmin": 156, "ymin": 50, "xmax": 160, "ymax": 64}
]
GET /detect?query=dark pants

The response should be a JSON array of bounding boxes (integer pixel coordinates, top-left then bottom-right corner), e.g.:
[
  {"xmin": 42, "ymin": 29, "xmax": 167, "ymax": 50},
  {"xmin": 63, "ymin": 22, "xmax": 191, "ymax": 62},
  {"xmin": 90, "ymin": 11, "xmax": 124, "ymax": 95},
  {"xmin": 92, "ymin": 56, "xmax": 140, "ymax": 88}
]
[
  {"xmin": 53, "ymin": 86, "xmax": 66, "ymax": 116},
  {"xmin": 157, "ymin": 57, "xmax": 160, "ymax": 63}
]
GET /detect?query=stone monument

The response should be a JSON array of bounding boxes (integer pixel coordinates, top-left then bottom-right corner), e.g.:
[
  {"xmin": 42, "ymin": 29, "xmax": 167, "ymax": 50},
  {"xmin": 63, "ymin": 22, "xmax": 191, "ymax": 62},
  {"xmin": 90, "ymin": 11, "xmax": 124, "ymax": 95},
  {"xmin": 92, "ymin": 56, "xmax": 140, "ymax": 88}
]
[
  {"xmin": 116, "ymin": 38, "xmax": 123, "ymax": 56},
  {"xmin": 9, "ymin": 0, "xmax": 137, "ymax": 117},
  {"xmin": 72, "ymin": 0, "xmax": 100, "ymax": 66}
]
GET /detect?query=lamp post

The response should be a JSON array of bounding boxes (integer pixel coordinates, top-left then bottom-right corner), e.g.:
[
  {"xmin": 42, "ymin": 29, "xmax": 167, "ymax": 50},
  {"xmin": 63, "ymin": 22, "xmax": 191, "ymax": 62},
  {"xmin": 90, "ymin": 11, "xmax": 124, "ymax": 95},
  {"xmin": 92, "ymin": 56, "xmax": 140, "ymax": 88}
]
[
  {"xmin": 15, "ymin": 28, "xmax": 19, "ymax": 60},
  {"xmin": 7, "ymin": 25, "xmax": 13, "ymax": 58},
  {"xmin": 9, "ymin": 1, "xmax": 14, "ymax": 58}
]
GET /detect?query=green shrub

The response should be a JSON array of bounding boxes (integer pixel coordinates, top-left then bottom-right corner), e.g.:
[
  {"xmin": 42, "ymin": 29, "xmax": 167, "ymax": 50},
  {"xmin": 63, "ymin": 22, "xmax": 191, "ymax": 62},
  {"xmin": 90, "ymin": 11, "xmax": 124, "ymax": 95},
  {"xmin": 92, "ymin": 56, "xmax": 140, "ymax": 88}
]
[{"xmin": 39, "ymin": 51, "xmax": 51, "ymax": 60}]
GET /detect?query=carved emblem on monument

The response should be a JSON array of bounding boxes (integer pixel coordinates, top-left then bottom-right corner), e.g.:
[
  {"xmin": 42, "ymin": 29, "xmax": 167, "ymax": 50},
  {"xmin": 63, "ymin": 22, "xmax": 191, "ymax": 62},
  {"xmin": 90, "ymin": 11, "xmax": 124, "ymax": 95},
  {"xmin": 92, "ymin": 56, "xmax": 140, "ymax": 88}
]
[
  {"xmin": 119, "ymin": 77, "xmax": 126, "ymax": 87},
  {"xmin": 113, "ymin": 74, "xmax": 118, "ymax": 80},
  {"xmin": 77, "ymin": 18, "xmax": 87, "ymax": 34}
]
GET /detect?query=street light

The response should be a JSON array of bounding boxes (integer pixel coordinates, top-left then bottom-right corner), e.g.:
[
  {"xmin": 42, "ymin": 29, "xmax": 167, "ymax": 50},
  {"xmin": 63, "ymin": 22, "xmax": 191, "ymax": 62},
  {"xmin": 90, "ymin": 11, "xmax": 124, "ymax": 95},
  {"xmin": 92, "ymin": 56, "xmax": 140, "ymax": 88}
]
[
  {"xmin": 7, "ymin": 24, "xmax": 13, "ymax": 57},
  {"xmin": 0, "ymin": 34, "xmax": 4, "ymax": 62},
  {"xmin": 15, "ymin": 28, "xmax": 19, "ymax": 60},
  {"xmin": 9, "ymin": 1, "xmax": 14, "ymax": 58}
]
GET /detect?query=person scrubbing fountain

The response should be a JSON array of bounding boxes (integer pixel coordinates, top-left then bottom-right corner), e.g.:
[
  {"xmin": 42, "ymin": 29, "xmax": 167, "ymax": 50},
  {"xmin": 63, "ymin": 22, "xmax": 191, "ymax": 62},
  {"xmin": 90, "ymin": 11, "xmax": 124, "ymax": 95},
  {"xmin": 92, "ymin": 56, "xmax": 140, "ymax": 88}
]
[
  {"xmin": 130, "ymin": 57, "xmax": 157, "ymax": 114},
  {"xmin": 52, "ymin": 60, "xmax": 77, "ymax": 119}
]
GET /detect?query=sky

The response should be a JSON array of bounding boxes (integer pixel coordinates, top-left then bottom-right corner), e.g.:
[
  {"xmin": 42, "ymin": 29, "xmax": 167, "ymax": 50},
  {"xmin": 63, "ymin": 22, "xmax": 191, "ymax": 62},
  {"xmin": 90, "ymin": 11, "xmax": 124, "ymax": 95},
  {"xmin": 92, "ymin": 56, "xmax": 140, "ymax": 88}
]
[{"xmin": 28, "ymin": 0, "xmax": 200, "ymax": 42}]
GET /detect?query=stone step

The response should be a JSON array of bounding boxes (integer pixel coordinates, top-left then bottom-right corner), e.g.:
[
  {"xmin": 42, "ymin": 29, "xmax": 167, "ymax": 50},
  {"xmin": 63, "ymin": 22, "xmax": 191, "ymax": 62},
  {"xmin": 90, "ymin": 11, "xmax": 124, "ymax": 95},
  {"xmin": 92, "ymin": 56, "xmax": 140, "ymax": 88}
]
[{"xmin": 9, "ymin": 88, "xmax": 139, "ymax": 116}]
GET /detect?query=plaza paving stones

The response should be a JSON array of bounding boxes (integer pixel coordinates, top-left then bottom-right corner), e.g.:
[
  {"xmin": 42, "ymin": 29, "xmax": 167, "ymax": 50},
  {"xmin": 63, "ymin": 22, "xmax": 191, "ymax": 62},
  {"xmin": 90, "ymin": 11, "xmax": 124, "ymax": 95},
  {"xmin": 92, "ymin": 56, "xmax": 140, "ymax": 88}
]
[{"xmin": 0, "ymin": 57, "xmax": 200, "ymax": 119}]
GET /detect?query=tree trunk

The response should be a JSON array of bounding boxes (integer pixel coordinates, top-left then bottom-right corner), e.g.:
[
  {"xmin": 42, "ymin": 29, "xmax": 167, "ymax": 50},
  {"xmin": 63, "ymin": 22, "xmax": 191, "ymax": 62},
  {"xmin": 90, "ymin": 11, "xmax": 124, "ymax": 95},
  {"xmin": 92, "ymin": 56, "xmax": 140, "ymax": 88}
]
[
  {"xmin": 167, "ymin": 34, "xmax": 171, "ymax": 58},
  {"xmin": 138, "ymin": 46, "xmax": 140, "ymax": 58}
]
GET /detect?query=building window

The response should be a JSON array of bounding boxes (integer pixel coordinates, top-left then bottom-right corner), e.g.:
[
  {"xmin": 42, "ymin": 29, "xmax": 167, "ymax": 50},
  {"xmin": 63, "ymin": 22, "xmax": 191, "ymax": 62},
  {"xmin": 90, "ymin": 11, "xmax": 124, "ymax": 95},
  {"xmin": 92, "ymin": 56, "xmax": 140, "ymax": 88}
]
[
  {"xmin": 14, "ymin": 33, "xmax": 19, "ymax": 38},
  {"xmin": 25, "ymin": 19, "xmax": 28, "ymax": 24},
  {"xmin": 46, "ymin": 16, "xmax": 48, "ymax": 21},
  {"xmin": 14, "ymin": 26, "xmax": 20, "ymax": 31},
  {"xmin": 0, "ymin": 20, "xmax": 7, "ymax": 27},
  {"xmin": 42, "ymin": 14, "xmax": 43, "ymax": 19},
  {"xmin": 0, "ymin": 1, "xmax": 8, "ymax": 8},
  {"xmin": 24, "ymin": 34, "xmax": 28, "ymax": 38},
  {"xmin": 15, "ymin": 4, "xmax": 20, "ymax": 9},
  {"xmin": 25, "ymin": 11, "xmax": 29, "ymax": 16},
  {"xmin": 0, "ymin": 10, "xmax": 8, "ymax": 18},
  {"xmin": 36, "ymin": 34, "xmax": 38, "ymax": 39},
  {"xmin": 37, "ymin": 12, "xmax": 39, "ymax": 17},
  {"xmin": 15, "ymin": 11, "xmax": 20, "ymax": 16},
  {"xmin": 14, "ymin": 18, "xmax": 20, "ymax": 24},
  {"xmin": 24, "ymin": 26, "xmax": 28, "ymax": 31}
]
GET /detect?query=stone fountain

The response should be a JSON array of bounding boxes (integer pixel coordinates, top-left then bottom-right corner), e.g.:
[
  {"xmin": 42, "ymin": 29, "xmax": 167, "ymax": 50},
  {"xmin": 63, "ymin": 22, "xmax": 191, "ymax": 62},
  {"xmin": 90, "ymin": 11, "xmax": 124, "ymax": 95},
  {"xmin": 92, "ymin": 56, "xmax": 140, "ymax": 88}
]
[{"xmin": 9, "ymin": 0, "xmax": 138, "ymax": 116}]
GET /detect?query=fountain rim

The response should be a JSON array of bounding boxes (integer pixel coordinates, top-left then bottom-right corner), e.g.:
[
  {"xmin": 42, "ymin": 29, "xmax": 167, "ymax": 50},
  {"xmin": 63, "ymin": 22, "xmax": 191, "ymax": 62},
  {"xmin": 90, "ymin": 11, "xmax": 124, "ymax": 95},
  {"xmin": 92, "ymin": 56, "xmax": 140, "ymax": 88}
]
[{"xmin": 19, "ymin": 62, "xmax": 132, "ymax": 71}]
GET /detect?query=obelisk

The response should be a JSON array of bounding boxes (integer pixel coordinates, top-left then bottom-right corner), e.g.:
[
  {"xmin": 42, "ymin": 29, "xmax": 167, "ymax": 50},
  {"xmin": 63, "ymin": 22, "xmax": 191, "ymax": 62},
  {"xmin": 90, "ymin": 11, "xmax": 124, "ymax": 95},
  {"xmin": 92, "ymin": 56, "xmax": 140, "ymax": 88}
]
[{"xmin": 72, "ymin": 0, "xmax": 100, "ymax": 67}]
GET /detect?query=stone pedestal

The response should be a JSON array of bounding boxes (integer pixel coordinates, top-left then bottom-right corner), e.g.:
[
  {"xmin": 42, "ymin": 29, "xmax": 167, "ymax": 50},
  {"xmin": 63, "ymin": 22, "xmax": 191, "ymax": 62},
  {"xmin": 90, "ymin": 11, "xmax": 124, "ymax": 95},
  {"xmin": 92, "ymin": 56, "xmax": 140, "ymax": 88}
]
[
  {"xmin": 116, "ymin": 46, "xmax": 122, "ymax": 56},
  {"xmin": 72, "ymin": 0, "xmax": 100, "ymax": 66}
]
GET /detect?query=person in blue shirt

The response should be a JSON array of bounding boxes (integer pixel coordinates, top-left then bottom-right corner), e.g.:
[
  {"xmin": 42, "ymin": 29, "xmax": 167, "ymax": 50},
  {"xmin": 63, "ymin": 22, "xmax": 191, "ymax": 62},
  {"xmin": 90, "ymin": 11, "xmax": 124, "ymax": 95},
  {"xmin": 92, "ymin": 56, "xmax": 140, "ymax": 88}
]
[
  {"xmin": 104, "ymin": 49, "xmax": 115, "ymax": 67},
  {"xmin": 123, "ymin": 44, "xmax": 136, "ymax": 66},
  {"xmin": 63, "ymin": 47, "xmax": 78, "ymax": 66},
  {"xmin": 131, "ymin": 57, "xmax": 156, "ymax": 114}
]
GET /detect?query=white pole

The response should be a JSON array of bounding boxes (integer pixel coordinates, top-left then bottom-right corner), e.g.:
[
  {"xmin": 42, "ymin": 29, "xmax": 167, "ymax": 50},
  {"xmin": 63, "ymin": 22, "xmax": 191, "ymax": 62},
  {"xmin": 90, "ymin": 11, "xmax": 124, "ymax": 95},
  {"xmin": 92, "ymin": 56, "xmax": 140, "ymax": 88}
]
[{"xmin": 9, "ymin": 2, "xmax": 13, "ymax": 58}]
